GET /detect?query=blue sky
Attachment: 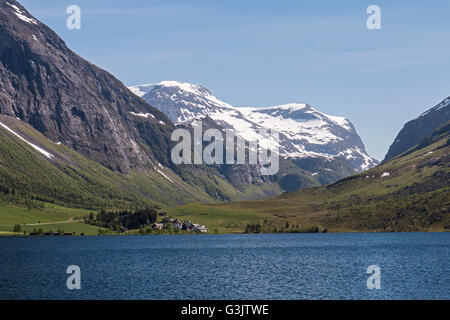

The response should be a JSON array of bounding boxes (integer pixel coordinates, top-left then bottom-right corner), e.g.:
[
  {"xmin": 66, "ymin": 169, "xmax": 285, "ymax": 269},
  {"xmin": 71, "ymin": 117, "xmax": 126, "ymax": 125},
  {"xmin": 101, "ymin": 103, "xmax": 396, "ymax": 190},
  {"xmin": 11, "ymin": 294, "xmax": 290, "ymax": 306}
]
[{"xmin": 20, "ymin": 0, "xmax": 450, "ymax": 160}]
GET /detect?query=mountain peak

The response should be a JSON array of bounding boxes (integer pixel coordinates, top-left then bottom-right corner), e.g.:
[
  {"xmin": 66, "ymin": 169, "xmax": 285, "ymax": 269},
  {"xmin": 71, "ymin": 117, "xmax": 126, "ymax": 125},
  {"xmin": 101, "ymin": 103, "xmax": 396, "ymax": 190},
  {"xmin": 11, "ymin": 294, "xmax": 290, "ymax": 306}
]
[
  {"xmin": 261, "ymin": 103, "xmax": 309, "ymax": 110},
  {"xmin": 129, "ymin": 81, "xmax": 234, "ymax": 122},
  {"xmin": 418, "ymin": 96, "xmax": 450, "ymax": 118},
  {"xmin": 4, "ymin": 1, "xmax": 38, "ymax": 25},
  {"xmin": 130, "ymin": 81, "xmax": 209, "ymax": 97},
  {"xmin": 158, "ymin": 80, "xmax": 207, "ymax": 92}
]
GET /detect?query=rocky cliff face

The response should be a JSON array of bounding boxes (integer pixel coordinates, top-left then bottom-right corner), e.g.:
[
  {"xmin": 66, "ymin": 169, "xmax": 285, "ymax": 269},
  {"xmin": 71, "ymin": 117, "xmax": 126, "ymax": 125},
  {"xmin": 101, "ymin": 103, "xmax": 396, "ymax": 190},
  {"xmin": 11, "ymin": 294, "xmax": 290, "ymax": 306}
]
[
  {"xmin": 384, "ymin": 97, "xmax": 450, "ymax": 162},
  {"xmin": 0, "ymin": 0, "xmax": 172, "ymax": 172}
]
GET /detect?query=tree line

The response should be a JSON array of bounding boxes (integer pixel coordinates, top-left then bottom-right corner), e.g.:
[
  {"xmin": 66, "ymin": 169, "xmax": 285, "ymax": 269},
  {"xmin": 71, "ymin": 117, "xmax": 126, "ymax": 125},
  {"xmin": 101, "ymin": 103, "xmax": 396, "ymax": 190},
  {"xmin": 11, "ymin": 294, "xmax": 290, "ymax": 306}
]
[
  {"xmin": 86, "ymin": 208, "xmax": 158, "ymax": 231},
  {"xmin": 245, "ymin": 220, "xmax": 323, "ymax": 234}
]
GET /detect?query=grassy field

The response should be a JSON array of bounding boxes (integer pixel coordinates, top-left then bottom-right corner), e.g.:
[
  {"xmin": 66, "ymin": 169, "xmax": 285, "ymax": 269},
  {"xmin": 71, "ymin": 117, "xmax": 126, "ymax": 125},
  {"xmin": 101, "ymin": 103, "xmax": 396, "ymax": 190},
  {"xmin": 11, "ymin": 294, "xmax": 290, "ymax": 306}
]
[
  {"xmin": 20, "ymin": 222, "xmax": 101, "ymax": 235},
  {"xmin": 167, "ymin": 202, "xmax": 279, "ymax": 233},
  {"xmin": 168, "ymin": 201, "xmax": 333, "ymax": 233},
  {"xmin": 0, "ymin": 203, "xmax": 100, "ymax": 235}
]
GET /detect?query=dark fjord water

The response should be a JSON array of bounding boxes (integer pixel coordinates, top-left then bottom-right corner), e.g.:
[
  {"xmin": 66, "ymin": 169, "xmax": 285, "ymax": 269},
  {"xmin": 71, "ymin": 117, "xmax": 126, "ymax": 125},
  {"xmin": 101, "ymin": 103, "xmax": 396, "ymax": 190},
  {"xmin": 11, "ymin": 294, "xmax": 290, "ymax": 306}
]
[{"xmin": 0, "ymin": 233, "xmax": 448, "ymax": 300}]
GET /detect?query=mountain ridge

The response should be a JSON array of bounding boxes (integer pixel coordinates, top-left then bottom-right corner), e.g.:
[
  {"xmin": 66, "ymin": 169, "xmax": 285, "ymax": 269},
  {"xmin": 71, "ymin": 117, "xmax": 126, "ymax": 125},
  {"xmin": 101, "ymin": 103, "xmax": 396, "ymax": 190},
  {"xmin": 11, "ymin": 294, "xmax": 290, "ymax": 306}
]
[
  {"xmin": 129, "ymin": 80, "xmax": 378, "ymax": 172},
  {"xmin": 384, "ymin": 96, "xmax": 450, "ymax": 162}
]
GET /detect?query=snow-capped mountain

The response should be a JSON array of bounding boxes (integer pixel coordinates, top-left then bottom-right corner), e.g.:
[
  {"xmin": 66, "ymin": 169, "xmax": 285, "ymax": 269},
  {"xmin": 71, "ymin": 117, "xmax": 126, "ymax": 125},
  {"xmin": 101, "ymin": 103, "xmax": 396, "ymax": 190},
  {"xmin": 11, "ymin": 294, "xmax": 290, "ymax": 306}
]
[{"xmin": 129, "ymin": 81, "xmax": 378, "ymax": 171}]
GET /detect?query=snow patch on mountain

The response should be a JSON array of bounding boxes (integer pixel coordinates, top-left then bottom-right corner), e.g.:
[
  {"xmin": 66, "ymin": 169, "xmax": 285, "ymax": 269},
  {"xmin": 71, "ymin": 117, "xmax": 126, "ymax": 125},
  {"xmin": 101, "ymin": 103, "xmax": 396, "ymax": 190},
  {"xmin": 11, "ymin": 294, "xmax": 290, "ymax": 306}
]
[
  {"xmin": 239, "ymin": 105, "xmax": 346, "ymax": 145},
  {"xmin": 418, "ymin": 97, "xmax": 450, "ymax": 118},
  {"xmin": 6, "ymin": 2, "xmax": 37, "ymax": 24},
  {"xmin": 129, "ymin": 111, "xmax": 155, "ymax": 119},
  {"xmin": 156, "ymin": 168, "xmax": 174, "ymax": 184},
  {"xmin": 0, "ymin": 121, "xmax": 53, "ymax": 159}
]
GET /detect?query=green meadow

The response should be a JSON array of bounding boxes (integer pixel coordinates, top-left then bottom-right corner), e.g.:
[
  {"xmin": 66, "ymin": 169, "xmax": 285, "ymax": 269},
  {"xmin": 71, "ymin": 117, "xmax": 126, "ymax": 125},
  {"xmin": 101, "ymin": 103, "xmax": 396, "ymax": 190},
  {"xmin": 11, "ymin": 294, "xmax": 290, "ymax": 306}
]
[{"xmin": 0, "ymin": 203, "xmax": 99, "ymax": 235}]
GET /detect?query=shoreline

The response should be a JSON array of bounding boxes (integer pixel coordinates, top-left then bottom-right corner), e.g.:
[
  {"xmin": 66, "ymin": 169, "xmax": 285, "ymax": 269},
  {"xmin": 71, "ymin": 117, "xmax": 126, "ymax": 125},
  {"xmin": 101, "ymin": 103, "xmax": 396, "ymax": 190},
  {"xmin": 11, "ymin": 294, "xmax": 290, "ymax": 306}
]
[{"xmin": 2, "ymin": 230, "xmax": 448, "ymax": 237}]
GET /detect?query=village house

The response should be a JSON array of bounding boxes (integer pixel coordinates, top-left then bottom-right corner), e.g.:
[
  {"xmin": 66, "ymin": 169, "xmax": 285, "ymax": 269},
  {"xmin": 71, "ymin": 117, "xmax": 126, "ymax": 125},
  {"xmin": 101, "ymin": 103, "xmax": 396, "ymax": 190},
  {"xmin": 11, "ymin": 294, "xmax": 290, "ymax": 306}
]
[
  {"xmin": 152, "ymin": 222, "xmax": 164, "ymax": 229},
  {"xmin": 152, "ymin": 217, "xmax": 208, "ymax": 233},
  {"xmin": 172, "ymin": 222, "xmax": 183, "ymax": 230},
  {"xmin": 193, "ymin": 224, "xmax": 208, "ymax": 233}
]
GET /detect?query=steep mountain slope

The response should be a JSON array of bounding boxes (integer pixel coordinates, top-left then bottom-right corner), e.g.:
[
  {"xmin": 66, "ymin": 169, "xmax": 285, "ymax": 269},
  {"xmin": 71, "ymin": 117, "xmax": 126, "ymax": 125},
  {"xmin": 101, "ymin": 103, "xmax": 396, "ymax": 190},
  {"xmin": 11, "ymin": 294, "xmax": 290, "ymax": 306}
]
[
  {"xmin": 0, "ymin": 115, "xmax": 220, "ymax": 208},
  {"xmin": 0, "ymin": 0, "xmax": 173, "ymax": 173},
  {"xmin": 384, "ymin": 97, "xmax": 450, "ymax": 162},
  {"xmin": 172, "ymin": 121, "xmax": 450, "ymax": 232},
  {"xmin": 130, "ymin": 81, "xmax": 378, "ymax": 172}
]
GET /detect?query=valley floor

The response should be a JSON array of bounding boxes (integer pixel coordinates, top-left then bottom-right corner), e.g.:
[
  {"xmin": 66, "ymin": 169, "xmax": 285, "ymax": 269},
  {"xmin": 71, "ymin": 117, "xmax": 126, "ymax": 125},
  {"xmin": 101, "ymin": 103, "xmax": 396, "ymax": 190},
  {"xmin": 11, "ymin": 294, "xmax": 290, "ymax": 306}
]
[
  {"xmin": 1, "ymin": 200, "xmax": 447, "ymax": 237},
  {"xmin": 1, "ymin": 133, "xmax": 448, "ymax": 236}
]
